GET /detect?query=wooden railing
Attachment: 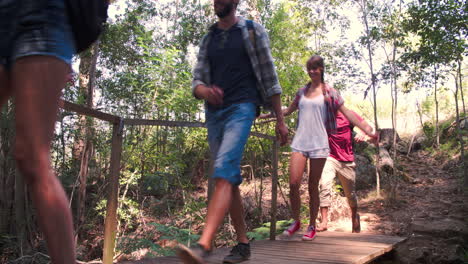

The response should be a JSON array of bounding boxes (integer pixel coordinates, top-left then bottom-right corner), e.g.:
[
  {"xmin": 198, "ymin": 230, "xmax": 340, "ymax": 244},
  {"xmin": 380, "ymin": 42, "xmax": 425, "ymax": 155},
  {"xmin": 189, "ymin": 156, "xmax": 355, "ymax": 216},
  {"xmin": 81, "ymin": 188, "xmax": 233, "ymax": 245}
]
[{"xmin": 60, "ymin": 100, "xmax": 280, "ymax": 264}]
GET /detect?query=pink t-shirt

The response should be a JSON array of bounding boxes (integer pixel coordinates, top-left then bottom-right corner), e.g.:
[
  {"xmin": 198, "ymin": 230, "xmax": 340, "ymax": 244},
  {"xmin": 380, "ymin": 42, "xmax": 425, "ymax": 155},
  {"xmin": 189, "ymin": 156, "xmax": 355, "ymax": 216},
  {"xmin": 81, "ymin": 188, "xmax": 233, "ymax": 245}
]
[{"xmin": 328, "ymin": 111, "xmax": 363, "ymax": 162}]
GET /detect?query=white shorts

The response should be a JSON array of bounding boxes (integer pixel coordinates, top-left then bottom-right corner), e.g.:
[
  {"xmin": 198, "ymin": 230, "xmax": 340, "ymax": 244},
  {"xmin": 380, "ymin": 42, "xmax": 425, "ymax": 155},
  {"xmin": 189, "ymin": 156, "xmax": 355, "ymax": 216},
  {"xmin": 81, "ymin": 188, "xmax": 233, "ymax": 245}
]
[{"xmin": 291, "ymin": 147, "xmax": 330, "ymax": 159}]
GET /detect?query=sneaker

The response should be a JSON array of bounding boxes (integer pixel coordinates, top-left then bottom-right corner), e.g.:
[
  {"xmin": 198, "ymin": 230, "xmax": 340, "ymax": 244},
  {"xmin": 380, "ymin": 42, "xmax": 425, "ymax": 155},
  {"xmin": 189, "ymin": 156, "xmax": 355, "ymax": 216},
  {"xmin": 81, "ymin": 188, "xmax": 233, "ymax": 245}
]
[
  {"xmin": 302, "ymin": 226, "xmax": 317, "ymax": 241},
  {"xmin": 283, "ymin": 220, "xmax": 300, "ymax": 236},
  {"xmin": 223, "ymin": 243, "xmax": 251, "ymax": 263},
  {"xmin": 177, "ymin": 243, "xmax": 211, "ymax": 264}
]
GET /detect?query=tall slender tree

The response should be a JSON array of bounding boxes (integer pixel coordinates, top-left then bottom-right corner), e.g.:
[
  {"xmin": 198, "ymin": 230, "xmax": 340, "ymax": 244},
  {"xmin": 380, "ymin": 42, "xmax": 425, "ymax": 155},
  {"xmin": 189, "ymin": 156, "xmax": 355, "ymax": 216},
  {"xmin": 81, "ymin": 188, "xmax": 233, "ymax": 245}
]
[
  {"xmin": 403, "ymin": 0, "xmax": 467, "ymax": 185},
  {"xmin": 355, "ymin": 0, "xmax": 381, "ymax": 197}
]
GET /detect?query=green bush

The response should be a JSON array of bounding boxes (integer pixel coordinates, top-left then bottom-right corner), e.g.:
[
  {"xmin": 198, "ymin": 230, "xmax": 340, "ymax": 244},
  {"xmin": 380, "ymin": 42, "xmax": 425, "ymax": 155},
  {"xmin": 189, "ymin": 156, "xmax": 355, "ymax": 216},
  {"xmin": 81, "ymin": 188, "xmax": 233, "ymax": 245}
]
[
  {"xmin": 154, "ymin": 223, "xmax": 199, "ymax": 243},
  {"xmin": 423, "ymin": 121, "xmax": 435, "ymax": 139},
  {"xmin": 117, "ymin": 223, "xmax": 200, "ymax": 257},
  {"xmin": 247, "ymin": 220, "xmax": 294, "ymax": 241}
]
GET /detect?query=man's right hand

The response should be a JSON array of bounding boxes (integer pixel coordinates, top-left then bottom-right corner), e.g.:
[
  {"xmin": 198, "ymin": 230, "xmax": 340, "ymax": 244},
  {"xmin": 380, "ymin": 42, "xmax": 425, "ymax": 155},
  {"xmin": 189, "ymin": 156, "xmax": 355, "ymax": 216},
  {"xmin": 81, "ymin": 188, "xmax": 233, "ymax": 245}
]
[
  {"xmin": 257, "ymin": 113, "xmax": 271, "ymax": 119},
  {"xmin": 195, "ymin": 84, "xmax": 224, "ymax": 106},
  {"xmin": 276, "ymin": 121, "xmax": 288, "ymax": 146}
]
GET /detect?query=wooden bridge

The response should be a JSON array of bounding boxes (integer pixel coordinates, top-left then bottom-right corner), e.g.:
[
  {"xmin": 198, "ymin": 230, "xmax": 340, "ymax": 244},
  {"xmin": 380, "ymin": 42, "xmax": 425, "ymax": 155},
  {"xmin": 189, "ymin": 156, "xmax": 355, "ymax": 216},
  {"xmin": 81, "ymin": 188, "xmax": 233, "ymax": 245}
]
[
  {"xmin": 61, "ymin": 101, "xmax": 405, "ymax": 264},
  {"xmin": 119, "ymin": 231, "xmax": 406, "ymax": 264}
]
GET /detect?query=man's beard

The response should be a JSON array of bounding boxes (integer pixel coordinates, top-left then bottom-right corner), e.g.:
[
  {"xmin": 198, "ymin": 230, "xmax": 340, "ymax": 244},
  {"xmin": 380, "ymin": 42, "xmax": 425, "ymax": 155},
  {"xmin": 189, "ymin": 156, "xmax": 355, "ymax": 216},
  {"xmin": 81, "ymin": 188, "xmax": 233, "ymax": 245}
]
[{"xmin": 216, "ymin": 2, "xmax": 235, "ymax": 18}]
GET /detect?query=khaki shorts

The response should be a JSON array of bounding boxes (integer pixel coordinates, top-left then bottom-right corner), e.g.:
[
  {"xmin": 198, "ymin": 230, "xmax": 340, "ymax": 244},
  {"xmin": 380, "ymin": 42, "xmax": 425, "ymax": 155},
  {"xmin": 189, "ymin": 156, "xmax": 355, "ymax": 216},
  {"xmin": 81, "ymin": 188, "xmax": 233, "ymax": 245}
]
[{"xmin": 319, "ymin": 157, "xmax": 358, "ymax": 208}]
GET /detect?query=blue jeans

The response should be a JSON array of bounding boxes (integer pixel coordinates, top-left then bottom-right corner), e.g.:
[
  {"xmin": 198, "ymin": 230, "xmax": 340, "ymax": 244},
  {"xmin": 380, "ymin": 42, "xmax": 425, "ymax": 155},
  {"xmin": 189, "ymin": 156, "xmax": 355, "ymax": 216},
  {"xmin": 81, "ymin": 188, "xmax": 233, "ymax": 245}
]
[
  {"xmin": 206, "ymin": 103, "xmax": 256, "ymax": 186},
  {"xmin": 0, "ymin": 0, "xmax": 75, "ymax": 68}
]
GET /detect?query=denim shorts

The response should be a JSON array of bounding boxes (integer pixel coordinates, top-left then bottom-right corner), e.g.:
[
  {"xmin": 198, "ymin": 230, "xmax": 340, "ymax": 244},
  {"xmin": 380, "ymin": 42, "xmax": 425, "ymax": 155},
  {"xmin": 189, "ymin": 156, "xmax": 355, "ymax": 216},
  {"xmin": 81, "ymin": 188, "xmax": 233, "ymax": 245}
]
[
  {"xmin": 0, "ymin": 0, "xmax": 75, "ymax": 68},
  {"xmin": 291, "ymin": 147, "xmax": 330, "ymax": 159},
  {"xmin": 206, "ymin": 103, "xmax": 256, "ymax": 186}
]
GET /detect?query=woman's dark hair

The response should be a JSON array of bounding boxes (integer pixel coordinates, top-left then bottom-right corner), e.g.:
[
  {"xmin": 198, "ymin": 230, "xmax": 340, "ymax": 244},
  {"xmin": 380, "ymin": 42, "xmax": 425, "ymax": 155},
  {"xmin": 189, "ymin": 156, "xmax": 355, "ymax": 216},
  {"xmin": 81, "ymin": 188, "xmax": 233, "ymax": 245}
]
[{"xmin": 306, "ymin": 55, "xmax": 325, "ymax": 83}]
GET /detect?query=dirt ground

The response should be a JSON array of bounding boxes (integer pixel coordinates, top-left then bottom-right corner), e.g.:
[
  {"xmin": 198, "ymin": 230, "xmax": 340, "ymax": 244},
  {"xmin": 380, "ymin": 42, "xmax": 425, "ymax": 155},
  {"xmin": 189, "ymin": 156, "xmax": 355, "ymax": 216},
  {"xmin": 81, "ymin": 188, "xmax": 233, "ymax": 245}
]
[{"xmin": 347, "ymin": 151, "xmax": 467, "ymax": 264}]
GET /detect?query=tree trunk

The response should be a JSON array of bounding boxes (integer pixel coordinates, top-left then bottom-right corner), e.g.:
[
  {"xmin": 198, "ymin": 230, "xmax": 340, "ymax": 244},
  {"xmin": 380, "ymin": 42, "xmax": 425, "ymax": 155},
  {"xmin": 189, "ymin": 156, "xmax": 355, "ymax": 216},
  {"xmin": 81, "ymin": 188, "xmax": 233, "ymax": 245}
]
[
  {"xmin": 390, "ymin": 30, "xmax": 399, "ymax": 200},
  {"xmin": 434, "ymin": 65, "xmax": 439, "ymax": 148},
  {"xmin": 75, "ymin": 41, "xmax": 100, "ymax": 237},
  {"xmin": 455, "ymin": 72, "xmax": 468, "ymax": 189},
  {"xmin": 389, "ymin": 78, "xmax": 398, "ymax": 200},
  {"xmin": 360, "ymin": 0, "xmax": 381, "ymax": 197},
  {"xmin": 407, "ymin": 133, "xmax": 417, "ymax": 157},
  {"xmin": 391, "ymin": 78, "xmax": 397, "ymax": 157},
  {"xmin": 416, "ymin": 99, "xmax": 424, "ymax": 129},
  {"xmin": 458, "ymin": 60, "xmax": 466, "ymax": 117}
]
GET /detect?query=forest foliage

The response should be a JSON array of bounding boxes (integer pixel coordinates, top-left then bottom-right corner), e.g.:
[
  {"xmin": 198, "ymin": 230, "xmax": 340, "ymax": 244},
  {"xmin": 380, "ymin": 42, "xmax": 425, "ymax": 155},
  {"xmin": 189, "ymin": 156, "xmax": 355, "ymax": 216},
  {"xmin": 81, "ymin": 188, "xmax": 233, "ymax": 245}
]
[{"xmin": 0, "ymin": 0, "xmax": 466, "ymax": 262}]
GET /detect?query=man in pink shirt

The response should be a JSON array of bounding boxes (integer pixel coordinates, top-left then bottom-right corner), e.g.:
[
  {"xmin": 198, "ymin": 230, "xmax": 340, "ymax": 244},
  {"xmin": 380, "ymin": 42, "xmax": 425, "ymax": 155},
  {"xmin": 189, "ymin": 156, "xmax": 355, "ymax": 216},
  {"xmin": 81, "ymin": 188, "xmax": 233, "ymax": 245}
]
[{"xmin": 317, "ymin": 111, "xmax": 374, "ymax": 233}]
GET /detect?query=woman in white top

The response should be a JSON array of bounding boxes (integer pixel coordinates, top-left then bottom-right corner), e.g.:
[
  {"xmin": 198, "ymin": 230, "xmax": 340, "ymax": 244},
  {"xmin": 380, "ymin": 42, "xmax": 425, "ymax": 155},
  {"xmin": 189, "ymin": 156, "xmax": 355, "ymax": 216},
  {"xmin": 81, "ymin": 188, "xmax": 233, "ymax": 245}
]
[{"xmin": 260, "ymin": 55, "xmax": 377, "ymax": 240}]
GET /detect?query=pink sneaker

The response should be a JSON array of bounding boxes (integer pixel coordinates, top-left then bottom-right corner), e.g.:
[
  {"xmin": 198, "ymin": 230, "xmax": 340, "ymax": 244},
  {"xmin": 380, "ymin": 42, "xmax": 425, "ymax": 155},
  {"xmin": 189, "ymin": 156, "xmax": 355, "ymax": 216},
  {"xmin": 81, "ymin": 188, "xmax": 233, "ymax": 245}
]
[
  {"xmin": 283, "ymin": 220, "xmax": 300, "ymax": 236},
  {"xmin": 302, "ymin": 226, "xmax": 317, "ymax": 241}
]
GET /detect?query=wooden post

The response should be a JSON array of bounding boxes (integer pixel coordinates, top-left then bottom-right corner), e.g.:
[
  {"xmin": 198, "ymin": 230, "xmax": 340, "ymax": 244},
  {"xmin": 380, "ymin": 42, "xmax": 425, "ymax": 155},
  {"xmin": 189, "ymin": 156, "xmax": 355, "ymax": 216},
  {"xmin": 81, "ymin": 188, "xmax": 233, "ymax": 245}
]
[
  {"xmin": 270, "ymin": 140, "xmax": 279, "ymax": 240},
  {"xmin": 102, "ymin": 120, "xmax": 124, "ymax": 264}
]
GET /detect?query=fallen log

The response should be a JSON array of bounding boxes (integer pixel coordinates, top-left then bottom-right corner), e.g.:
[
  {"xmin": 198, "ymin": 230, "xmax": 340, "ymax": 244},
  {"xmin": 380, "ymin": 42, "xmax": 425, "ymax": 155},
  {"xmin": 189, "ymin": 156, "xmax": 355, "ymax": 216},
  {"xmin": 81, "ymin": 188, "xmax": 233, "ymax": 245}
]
[{"xmin": 378, "ymin": 146, "xmax": 394, "ymax": 173}]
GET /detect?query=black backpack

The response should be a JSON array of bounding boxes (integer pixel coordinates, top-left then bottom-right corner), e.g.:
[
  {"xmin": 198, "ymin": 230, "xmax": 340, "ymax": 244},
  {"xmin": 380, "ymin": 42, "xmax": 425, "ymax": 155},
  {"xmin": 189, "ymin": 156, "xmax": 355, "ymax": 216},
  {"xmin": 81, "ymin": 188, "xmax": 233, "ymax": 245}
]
[{"xmin": 65, "ymin": 0, "xmax": 109, "ymax": 53}]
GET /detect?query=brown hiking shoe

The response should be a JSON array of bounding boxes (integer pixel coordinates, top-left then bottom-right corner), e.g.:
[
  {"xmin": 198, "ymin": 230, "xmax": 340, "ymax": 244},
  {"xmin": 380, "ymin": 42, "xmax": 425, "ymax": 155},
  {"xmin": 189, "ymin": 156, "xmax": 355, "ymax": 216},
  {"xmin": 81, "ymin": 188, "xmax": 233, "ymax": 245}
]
[{"xmin": 177, "ymin": 243, "xmax": 212, "ymax": 264}]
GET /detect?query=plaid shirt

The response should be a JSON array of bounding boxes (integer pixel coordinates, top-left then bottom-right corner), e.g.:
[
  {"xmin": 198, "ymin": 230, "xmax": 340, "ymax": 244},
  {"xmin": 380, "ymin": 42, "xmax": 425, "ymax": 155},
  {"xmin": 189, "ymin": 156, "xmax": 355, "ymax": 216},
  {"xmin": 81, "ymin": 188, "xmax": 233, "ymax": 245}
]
[
  {"xmin": 192, "ymin": 17, "xmax": 282, "ymax": 109},
  {"xmin": 292, "ymin": 83, "xmax": 344, "ymax": 134}
]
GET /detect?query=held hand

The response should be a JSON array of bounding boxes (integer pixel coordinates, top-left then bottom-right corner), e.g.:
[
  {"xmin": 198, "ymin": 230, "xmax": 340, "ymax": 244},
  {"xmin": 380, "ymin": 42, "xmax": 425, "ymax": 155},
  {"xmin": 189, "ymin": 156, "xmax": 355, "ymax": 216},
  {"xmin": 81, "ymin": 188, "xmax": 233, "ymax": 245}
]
[
  {"xmin": 354, "ymin": 133, "xmax": 367, "ymax": 143},
  {"xmin": 276, "ymin": 121, "xmax": 288, "ymax": 146},
  {"xmin": 257, "ymin": 113, "xmax": 271, "ymax": 119},
  {"xmin": 368, "ymin": 130, "xmax": 380, "ymax": 146}
]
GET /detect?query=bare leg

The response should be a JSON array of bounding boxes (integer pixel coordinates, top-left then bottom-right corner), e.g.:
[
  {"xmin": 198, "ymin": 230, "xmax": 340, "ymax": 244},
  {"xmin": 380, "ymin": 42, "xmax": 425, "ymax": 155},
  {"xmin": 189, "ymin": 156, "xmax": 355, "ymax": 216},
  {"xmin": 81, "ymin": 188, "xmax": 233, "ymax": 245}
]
[
  {"xmin": 12, "ymin": 56, "xmax": 76, "ymax": 264},
  {"xmin": 289, "ymin": 152, "xmax": 307, "ymax": 222},
  {"xmin": 308, "ymin": 158, "xmax": 326, "ymax": 227},
  {"xmin": 317, "ymin": 160, "xmax": 335, "ymax": 231},
  {"xmin": 198, "ymin": 178, "xmax": 234, "ymax": 250},
  {"xmin": 317, "ymin": 206, "xmax": 328, "ymax": 231},
  {"xmin": 229, "ymin": 185, "xmax": 249, "ymax": 244},
  {"xmin": 336, "ymin": 165, "xmax": 360, "ymax": 233}
]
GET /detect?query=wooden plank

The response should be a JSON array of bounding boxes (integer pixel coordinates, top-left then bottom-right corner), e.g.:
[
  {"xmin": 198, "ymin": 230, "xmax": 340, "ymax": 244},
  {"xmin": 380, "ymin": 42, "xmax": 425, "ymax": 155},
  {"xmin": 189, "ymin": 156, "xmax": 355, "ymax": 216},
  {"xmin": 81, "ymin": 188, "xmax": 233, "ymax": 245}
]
[
  {"xmin": 123, "ymin": 119, "xmax": 205, "ymax": 128},
  {"xmin": 277, "ymin": 237, "xmax": 400, "ymax": 249},
  {"xmin": 253, "ymin": 240, "xmax": 370, "ymax": 253},
  {"xmin": 120, "ymin": 231, "xmax": 406, "ymax": 264},
  {"xmin": 250, "ymin": 131, "xmax": 276, "ymax": 140},
  {"xmin": 60, "ymin": 100, "xmax": 120, "ymax": 123},
  {"xmin": 102, "ymin": 121, "xmax": 124, "ymax": 264},
  {"xmin": 60, "ymin": 101, "xmax": 276, "ymax": 142},
  {"xmin": 118, "ymin": 258, "xmax": 180, "ymax": 264},
  {"xmin": 354, "ymin": 248, "xmax": 392, "ymax": 264},
  {"xmin": 201, "ymin": 245, "xmax": 341, "ymax": 264},
  {"xmin": 277, "ymin": 231, "xmax": 406, "ymax": 245}
]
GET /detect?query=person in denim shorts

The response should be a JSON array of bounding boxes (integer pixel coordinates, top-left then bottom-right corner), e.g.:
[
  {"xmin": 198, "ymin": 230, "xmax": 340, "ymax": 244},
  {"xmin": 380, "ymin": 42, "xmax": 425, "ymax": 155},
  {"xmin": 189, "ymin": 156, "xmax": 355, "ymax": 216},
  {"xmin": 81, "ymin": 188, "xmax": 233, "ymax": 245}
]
[
  {"xmin": 0, "ymin": 0, "xmax": 76, "ymax": 263},
  {"xmin": 177, "ymin": 0, "xmax": 288, "ymax": 263}
]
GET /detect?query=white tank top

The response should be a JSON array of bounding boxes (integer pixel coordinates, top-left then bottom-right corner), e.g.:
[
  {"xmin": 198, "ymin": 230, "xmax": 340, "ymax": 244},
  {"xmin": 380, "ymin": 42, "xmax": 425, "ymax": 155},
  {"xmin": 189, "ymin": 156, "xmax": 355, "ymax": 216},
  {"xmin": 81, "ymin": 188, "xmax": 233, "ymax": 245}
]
[{"xmin": 290, "ymin": 93, "xmax": 330, "ymax": 152}]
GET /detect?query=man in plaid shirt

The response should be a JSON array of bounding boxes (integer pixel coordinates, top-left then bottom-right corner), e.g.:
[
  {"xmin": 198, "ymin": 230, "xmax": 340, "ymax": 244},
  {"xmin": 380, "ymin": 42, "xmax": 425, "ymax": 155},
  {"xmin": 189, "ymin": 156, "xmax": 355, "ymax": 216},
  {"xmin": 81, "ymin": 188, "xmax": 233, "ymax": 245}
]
[{"xmin": 177, "ymin": 0, "xmax": 288, "ymax": 263}]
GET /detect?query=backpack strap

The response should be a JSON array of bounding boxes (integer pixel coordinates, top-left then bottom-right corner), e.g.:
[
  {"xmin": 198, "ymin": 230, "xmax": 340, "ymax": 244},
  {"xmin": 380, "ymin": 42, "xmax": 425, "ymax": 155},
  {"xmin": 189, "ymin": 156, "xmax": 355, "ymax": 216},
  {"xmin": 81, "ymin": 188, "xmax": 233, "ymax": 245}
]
[{"xmin": 246, "ymin": 19, "xmax": 256, "ymax": 48}]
